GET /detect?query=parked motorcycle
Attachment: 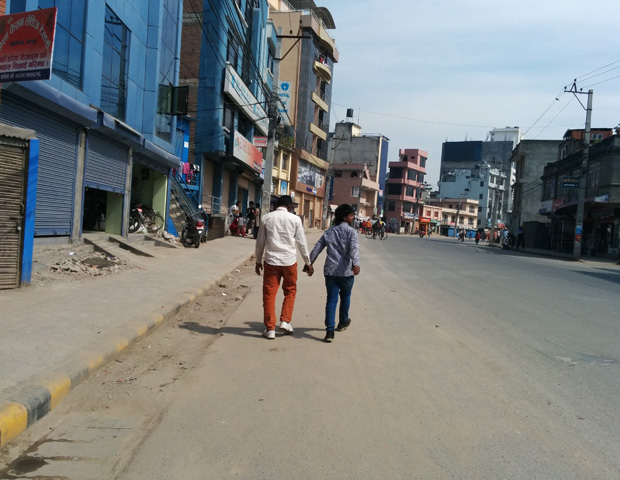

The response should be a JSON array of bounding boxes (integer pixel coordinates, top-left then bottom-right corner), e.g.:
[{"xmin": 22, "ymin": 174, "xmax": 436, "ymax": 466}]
[
  {"xmin": 419, "ymin": 231, "xmax": 425, "ymax": 238},
  {"xmin": 128, "ymin": 203, "xmax": 164, "ymax": 234},
  {"xmin": 181, "ymin": 213, "xmax": 206, "ymax": 248},
  {"xmin": 502, "ymin": 234, "xmax": 515, "ymax": 250}
]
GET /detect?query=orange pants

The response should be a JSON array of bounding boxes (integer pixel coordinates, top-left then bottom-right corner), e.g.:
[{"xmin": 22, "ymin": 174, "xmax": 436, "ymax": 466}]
[{"xmin": 262, "ymin": 262, "xmax": 297, "ymax": 330}]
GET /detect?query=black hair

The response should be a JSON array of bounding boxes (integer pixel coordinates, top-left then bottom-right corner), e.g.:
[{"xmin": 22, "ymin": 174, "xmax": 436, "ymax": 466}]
[
  {"xmin": 276, "ymin": 195, "xmax": 293, "ymax": 207},
  {"xmin": 334, "ymin": 204, "xmax": 355, "ymax": 225}
]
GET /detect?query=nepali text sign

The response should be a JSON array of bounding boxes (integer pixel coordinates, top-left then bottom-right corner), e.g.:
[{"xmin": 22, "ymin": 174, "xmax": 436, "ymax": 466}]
[
  {"xmin": 562, "ymin": 176, "xmax": 580, "ymax": 188},
  {"xmin": 233, "ymin": 131, "xmax": 263, "ymax": 173},
  {"xmin": 0, "ymin": 8, "xmax": 57, "ymax": 82}
]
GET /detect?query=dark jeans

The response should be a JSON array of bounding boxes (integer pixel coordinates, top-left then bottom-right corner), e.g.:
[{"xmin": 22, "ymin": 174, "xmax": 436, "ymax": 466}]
[
  {"xmin": 517, "ymin": 234, "xmax": 525, "ymax": 249},
  {"xmin": 324, "ymin": 275, "xmax": 355, "ymax": 331}
]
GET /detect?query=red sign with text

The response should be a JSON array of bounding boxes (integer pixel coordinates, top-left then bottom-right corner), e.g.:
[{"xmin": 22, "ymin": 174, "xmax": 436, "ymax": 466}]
[{"xmin": 0, "ymin": 8, "xmax": 57, "ymax": 82}]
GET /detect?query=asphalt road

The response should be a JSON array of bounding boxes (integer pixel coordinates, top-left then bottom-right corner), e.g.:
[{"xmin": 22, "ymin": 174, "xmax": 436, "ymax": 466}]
[{"xmin": 114, "ymin": 235, "xmax": 620, "ymax": 479}]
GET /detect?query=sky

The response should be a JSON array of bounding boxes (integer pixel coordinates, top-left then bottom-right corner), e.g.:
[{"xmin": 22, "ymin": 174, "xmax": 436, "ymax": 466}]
[{"xmin": 320, "ymin": 0, "xmax": 620, "ymax": 188}]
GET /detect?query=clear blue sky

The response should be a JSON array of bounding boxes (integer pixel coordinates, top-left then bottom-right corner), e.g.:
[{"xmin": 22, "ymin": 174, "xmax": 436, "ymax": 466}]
[{"xmin": 322, "ymin": 0, "xmax": 620, "ymax": 187}]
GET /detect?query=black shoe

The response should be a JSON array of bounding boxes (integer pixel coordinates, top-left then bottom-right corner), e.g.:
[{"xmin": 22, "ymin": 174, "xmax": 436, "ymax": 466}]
[
  {"xmin": 324, "ymin": 331, "xmax": 334, "ymax": 343},
  {"xmin": 336, "ymin": 318, "xmax": 351, "ymax": 331}
]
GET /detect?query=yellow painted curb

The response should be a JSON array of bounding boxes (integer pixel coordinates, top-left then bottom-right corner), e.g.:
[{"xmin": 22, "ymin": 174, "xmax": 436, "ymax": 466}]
[
  {"xmin": 37, "ymin": 374, "xmax": 72, "ymax": 411},
  {"xmin": 0, "ymin": 402, "xmax": 28, "ymax": 448}
]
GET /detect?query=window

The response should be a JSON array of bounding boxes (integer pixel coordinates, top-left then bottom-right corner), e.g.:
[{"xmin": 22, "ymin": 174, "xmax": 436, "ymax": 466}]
[
  {"xmin": 480, "ymin": 181, "xmax": 484, "ymax": 187},
  {"xmin": 407, "ymin": 169, "xmax": 416, "ymax": 181},
  {"xmin": 405, "ymin": 185, "xmax": 414, "ymax": 197},
  {"xmin": 333, "ymin": 170, "xmax": 342, "ymax": 177},
  {"xmin": 387, "ymin": 184, "xmax": 402, "ymax": 195},
  {"xmin": 388, "ymin": 201, "xmax": 396, "ymax": 212},
  {"xmin": 478, "ymin": 206, "xmax": 482, "ymax": 212},
  {"xmin": 227, "ymin": 33, "xmax": 238, "ymax": 69},
  {"xmin": 280, "ymin": 153, "xmax": 289, "ymax": 171},
  {"xmin": 479, "ymin": 194, "xmax": 484, "ymax": 200},
  {"xmin": 223, "ymin": 103, "xmax": 234, "ymax": 131},
  {"xmin": 101, "ymin": 6, "xmax": 130, "ymax": 121},
  {"xmin": 39, "ymin": 0, "xmax": 85, "ymax": 88},
  {"xmin": 350, "ymin": 172, "xmax": 358, "ymax": 178},
  {"xmin": 587, "ymin": 169, "xmax": 599, "ymax": 189},
  {"xmin": 451, "ymin": 215, "xmax": 455, "ymax": 222},
  {"xmin": 352, "ymin": 187, "xmax": 360, "ymax": 197},
  {"xmin": 469, "ymin": 206, "xmax": 475, "ymax": 213},
  {"xmin": 156, "ymin": 0, "xmax": 180, "ymax": 141},
  {"xmin": 448, "ymin": 204, "xmax": 453, "ymax": 209},
  {"xmin": 420, "ymin": 156, "xmax": 427, "ymax": 168},
  {"xmin": 468, "ymin": 218, "xmax": 474, "ymax": 225}
]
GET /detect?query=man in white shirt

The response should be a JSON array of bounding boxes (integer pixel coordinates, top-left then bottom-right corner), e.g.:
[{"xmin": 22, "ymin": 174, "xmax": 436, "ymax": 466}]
[{"xmin": 255, "ymin": 196, "xmax": 313, "ymax": 339}]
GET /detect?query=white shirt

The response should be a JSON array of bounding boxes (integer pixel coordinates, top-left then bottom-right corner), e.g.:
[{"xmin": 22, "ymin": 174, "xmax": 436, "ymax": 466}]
[{"xmin": 255, "ymin": 207, "xmax": 310, "ymax": 267}]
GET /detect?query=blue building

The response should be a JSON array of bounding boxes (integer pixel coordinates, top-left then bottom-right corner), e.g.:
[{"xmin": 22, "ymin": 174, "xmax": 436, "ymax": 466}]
[
  {"xmin": 181, "ymin": 0, "xmax": 273, "ymax": 222},
  {"xmin": 0, "ymin": 0, "xmax": 184, "ymax": 243}
]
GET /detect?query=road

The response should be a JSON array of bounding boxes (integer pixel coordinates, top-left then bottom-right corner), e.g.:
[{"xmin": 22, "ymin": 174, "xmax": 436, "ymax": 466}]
[{"xmin": 2, "ymin": 235, "xmax": 619, "ymax": 479}]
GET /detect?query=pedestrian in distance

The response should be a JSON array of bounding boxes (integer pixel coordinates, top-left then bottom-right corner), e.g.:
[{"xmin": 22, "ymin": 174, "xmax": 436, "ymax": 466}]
[
  {"xmin": 246, "ymin": 201, "xmax": 257, "ymax": 237},
  {"xmin": 516, "ymin": 225, "xmax": 525, "ymax": 249},
  {"xmin": 255, "ymin": 195, "xmax": 313, "ymax": 340},
  {"xmin": 306, "ymin": 203, "xmax": 360, "ymax": 343}
]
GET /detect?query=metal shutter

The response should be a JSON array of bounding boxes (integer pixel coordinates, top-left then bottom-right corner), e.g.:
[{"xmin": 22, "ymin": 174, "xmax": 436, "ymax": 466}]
[
  {"xmin": 85, "ymin": 132, "xmax": 128, "ymax": 193},
  {"xmin": 0, "ymin": 96, "xmax": 77, "ymax": 236},
  {"xmin": 0, "ymin": 143, "xmax": 26, "ymax": 289}
]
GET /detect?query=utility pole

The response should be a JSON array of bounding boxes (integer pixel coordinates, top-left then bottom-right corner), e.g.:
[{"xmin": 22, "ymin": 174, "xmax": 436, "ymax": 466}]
[
  {"xmin": 261, "ymin": 34, "xmax": 281, "ymax": 215},
  {"xmin": 565, "ymin": 80, "xmax": 593, "ymax": 260}
]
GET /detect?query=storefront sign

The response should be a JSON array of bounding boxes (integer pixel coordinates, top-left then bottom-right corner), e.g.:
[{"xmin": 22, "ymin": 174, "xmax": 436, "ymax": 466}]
[
  {"xmin": 253, "ymin": 136, "xmax": 267, "ymax": 148},
  {"xmin": 278, "ymin": 81, "xmax": 291, "ymax": 125},
  {"xmin": 224, "ymin": 64, "xmax": 268, "ymax": 135},
  {"xmin": 0, "ymin": 8, "xmax": 57, "ymax": 82},
  {"xmin": 562, "ymin": 176, "xmax": 580, "ymax": 188},
  {"xmin": 233, "ymin": 131, "xmax": 263, "ymax": 173}
]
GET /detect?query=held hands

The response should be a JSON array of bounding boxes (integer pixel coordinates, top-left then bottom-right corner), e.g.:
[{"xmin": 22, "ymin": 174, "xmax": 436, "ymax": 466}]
[
  {"xmin": 352, "ymin": 265, "xmax": 360, "ymax": 276},
  {"xmin": 302, "ymin": 263, "xmax": 314, "ymax": 277}
]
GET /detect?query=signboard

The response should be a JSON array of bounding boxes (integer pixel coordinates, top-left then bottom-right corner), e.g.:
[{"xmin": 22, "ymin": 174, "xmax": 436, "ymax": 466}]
[
  {"xmin": 562, "ymin": 176, "xmax": 580, "ymax": 188},
  {"xmin": 0, "ymin": 8, "xmax": 57, "ymax": 82},
  {"xmin": 223, "ymin": 64, "xmax": 269, "ymax": 135},
  {"xmin": 233, "ymin": 131, "xmax": 263, "ymax": 173},
  {"xmin": 253, "ymin": 136, "xmax": 267, "ymax": 148},
  {"xmin": 278, "ymin": 81, "xmax": 291, "ymax": 125}
]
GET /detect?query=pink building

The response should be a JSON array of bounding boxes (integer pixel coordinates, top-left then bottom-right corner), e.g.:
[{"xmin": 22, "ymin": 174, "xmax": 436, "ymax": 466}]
[
  {"xmin": 385, "ymin": 149, "xmax": 427, "ymax": 233},
  {"xmin": 331, "ymin": 163, "xmax": 379, "ymax": 220}
]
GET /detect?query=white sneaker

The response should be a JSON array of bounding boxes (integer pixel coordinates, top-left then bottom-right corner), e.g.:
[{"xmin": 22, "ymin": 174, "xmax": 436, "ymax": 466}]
[
  {"xmin": 263, "ymin": 330, "xmax": 276, "ymax": 340},
  {"xmin": 279, "ymin": 322, "xmax": 294, "ymax": 334}
]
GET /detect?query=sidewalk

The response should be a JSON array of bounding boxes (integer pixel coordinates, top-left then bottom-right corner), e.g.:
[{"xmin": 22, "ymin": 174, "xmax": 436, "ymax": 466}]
[{"xmin": 0, "ymin": 230, "xmax": 322, "ymax": 448}]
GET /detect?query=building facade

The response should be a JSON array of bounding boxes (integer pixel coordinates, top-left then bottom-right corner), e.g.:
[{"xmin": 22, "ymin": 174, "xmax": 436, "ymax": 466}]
[
  {"xmin": 1, "ymin": 0, "xmax": 184, "ymax": 242},
  {"xmin": 439, "ymin": 138, "xmax": 513, "ymax": 227},
  {"xmin": 539, "ymin": 131, "xmax": 620, "ymax": 255},
  {"xmin": 384, "ymin": 149, "xmax": 427, "ymax": 233},
  {"xmin": 428, "ymin": 197, "xmax": 479, "ymax": 236},
  {"xmin": 510, "ymin": 139, "xmax": 561, "ymax": 248},
  {"xmin": 181, "ymin": 0, "xmax": 273, "ymax": 223},
  {"xmin": 269, "ymin": 0, "xmax": 338, "ymax": 228},
  {"xmin": 328, "ymin": 120, "xmax": 388, "ymax": 220}
]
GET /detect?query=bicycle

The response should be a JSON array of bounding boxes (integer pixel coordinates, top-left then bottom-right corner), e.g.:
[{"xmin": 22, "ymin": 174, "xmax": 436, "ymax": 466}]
[{"xmin": 128, "ymin": 203, "xmax": 165, "ymax": 234}]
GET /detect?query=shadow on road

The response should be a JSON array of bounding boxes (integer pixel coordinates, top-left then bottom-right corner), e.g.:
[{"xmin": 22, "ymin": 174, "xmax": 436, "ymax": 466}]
[
  {"xmin": 180, "ymin": 321, "xmax": 326, "ymax": 342},
  {"xmin": 572, "ymin": 268, "xmax": 620, "ymax": 285}
]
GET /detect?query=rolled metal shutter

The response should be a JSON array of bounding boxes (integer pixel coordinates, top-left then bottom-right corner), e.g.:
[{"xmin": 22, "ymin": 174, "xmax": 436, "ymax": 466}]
[
  {"xmin": 0, "ymin": 96, "xmax": 77, "ymax": 236},
  {"xmin": 85, "ymin": 132, "xmax": 128, "ymax": 193},
  {"xmin": 0, "ymin": 143, "xmax": 26, "ymax": 289}
]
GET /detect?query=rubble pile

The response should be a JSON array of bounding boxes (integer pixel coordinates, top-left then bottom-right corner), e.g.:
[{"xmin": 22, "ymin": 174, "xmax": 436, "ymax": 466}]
[{"xmin": 49, "ymin": 251, "xmax": 136, "ymax": 277}]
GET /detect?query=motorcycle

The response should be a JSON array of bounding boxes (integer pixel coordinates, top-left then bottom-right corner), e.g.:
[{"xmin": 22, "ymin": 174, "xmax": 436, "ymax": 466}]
[
  {"xmin": 181, "ymin": 213, "xmax": 206, "ymax": 248},
  {"xmin": 502, "ymin": 234, "xmax": 515, "ymax": 250},
  {"xmin": 419, "ymin": 231, "xmax": 425, "ymax": 238}
]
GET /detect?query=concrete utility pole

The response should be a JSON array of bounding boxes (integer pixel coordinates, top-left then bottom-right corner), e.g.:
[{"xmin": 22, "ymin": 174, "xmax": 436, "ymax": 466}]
[
  {"xmin": 565, "ymin": 81, "xmax": 593, "ymax": 260},
  {"xmin": 261, "ymin": 32, "xmax": 282, "ymax": 215}
]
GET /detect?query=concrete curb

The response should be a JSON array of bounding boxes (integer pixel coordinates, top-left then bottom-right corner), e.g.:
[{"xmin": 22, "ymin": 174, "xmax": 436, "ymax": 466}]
[{"xmin": 0, "ymin": 255, "xmax": 253, "ymax": 448}]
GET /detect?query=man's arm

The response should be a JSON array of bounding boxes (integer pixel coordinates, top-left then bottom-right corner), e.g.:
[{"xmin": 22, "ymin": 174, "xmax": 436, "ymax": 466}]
[
  {"xmin": 349, "ymin": 229, "xmax": 360, "ymax": 275},
  {"xmin": 255, "ymin": 219, "xmax": 267, "ymax": 275},
  {"xmin": 294, "ymin": 217, "xmax": 311, "ymax": 266},
  {"xmin": 309, "ymin": 235, "xmax": 326, "ymax": 264}
]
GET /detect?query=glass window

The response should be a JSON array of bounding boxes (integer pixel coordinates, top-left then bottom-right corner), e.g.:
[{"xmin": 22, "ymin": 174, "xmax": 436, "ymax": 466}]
[
  {"xmin": 479, "ymin": 194, "xmax": 483, "ymax": 199},
  {"xmin": 39, "ymin": 0, "xmax": 85, "ymax": 88},
  {"xmin": 157, "ymin": 0, "xmax": 180, "ymax": 141},
  {"xmin": 352, "ymin": 187, "xmax": 360, "ymax": 197},
  {"xmin": 280, "ymin": 153, "xmax": 289, "ymax": 171},
  {"xmin": 101, "ymin": 6, "xmax": 129, "ymax": 121},
  {"xmin": 388, "ymin": 201, "xmax": 395, "ymax": 212},
  {"xmin": 227, "ymin": 33, "xmax": 238, "ymax": 69},
  {"xmin": 223, "ymin": 102, "xmax": 234, "ymax": 131}
]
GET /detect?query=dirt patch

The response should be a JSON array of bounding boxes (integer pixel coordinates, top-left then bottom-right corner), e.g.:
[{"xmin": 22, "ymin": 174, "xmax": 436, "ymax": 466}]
[{"xmin": 29, "ymin": 243, "xmax": 140, "ymax": 288}]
